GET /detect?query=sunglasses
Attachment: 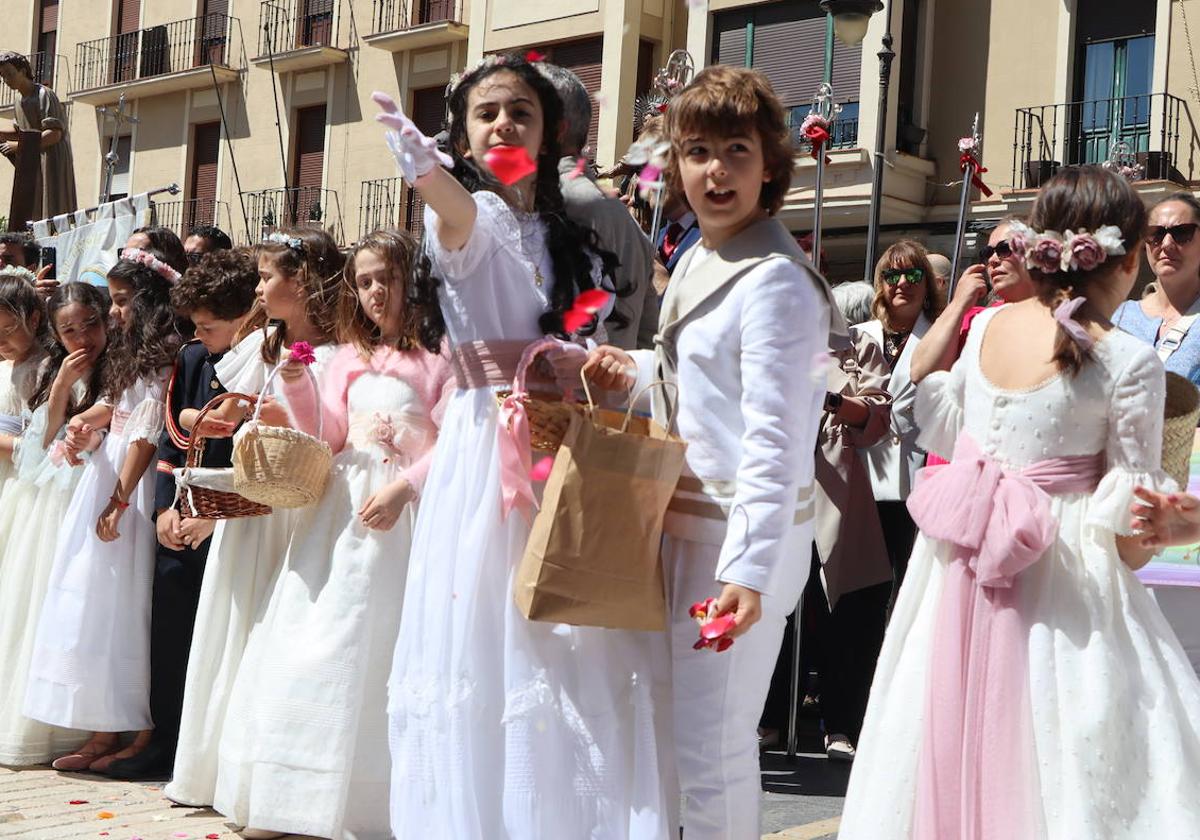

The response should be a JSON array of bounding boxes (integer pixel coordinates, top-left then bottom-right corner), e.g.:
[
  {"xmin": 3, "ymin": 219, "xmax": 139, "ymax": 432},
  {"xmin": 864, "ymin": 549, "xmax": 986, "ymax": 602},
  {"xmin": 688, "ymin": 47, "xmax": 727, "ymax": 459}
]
[
  {"xmin": 1147, "ymin": 223, "xmax": 1199, "ymax": 246},
  {"xmin": 978, "ymin": 240, "xmax": 1014, "ymax": 262},
  {"xmin": 883, "ymin": 267, "xmax": 925, "ymax": 286}
]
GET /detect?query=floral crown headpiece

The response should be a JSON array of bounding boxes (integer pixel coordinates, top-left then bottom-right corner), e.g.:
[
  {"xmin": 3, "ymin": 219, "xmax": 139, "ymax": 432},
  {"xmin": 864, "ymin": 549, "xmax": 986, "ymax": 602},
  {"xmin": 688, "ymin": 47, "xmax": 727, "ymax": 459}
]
[
  {"xmin": 0, "ymin": 265, "xmax": 37, "ymax": 285},
  {"xmin": 120, "ymin": 248, "xmax": 181, "ymax": 283},
  {"xmin": 263, "ymin": 232, "xmax": 305, "ymax": 254},
  {"xmin": 1005, "ymin": 220, "xmax": 1126, "ymax": 275}
]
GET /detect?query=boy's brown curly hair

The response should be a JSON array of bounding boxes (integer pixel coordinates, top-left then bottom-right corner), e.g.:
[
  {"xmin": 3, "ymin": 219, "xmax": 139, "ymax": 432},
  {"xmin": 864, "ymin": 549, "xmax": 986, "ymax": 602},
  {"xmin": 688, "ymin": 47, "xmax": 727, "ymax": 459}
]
[{"xmin": 171, "ymin": 247, "xmax": 258, "ymax": 321}]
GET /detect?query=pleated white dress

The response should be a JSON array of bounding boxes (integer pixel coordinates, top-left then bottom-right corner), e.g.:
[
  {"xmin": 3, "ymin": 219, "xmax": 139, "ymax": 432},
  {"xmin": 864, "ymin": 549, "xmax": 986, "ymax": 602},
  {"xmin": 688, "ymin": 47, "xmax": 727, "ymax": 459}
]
[
  {"xmin": 23, "ymin": 373, "xmax": 167, "ymax": 732},
  {"xmin": 839, "ymin": 308, "xmax": 1200, "ymax": 839},
  {"xmin": 166, "ymin": 331, "xmax": 334, "ymax": 806},
  {"xmin": 211, "ymin": 346, "xmax": 451, "ymax": 839},
  {"xmin": 387, "ymin": 191, "xmax": 674, "ymax": 840},
  {"xmin": 0, "ymin": 355, "xmax": 91, "ymax": 765}
]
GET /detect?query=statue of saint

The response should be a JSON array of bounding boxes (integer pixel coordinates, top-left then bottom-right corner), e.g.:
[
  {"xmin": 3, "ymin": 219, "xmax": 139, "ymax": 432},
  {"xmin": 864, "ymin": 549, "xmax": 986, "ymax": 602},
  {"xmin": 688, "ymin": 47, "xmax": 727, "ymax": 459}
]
[{"xmin": 0, "ymin": 51, "xmax": 77, "ymax": 220}]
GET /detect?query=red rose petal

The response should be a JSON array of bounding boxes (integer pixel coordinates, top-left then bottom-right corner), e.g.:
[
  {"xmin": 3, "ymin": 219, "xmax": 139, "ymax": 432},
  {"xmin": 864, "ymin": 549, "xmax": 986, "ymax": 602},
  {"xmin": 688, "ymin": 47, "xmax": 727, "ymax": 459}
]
[
  {"xmin": 525, "ymin": 49, "xmax": 546, "ymax": 62},
  {"xmin": 566, "ymin": 157, "xmax": 587, "ymax": 180},
  {"xmin": 692, "ymin": 638, "xmax": 707, "ymax": 651},
  {"xmin": 573, "ymin": 289, "xmax": 612, "ymax": 314},
  {"xmin": 715, "ymin": 636, "xmax": 735, "ymax": 652},
  {"xmin": 68, "ymin": 800, "xmax": 88, "ymax": 805},
  {"xmin": 700, "ymin": 613, "xmax": 736, "ymax": 640},
  {"xmin": 207, "ymin": 835, "xmax": 221, "ymax": 839},
  {"xmin": 563, "ymin": 309, "xmax": 592, "ymax": 334},
  {"xmin": 529, "ymin": 456, "xmax": 554, "ymax": 482},
  {"xmin": 484, "ymin": 145, "xmax": 538, "ymax": 186}
]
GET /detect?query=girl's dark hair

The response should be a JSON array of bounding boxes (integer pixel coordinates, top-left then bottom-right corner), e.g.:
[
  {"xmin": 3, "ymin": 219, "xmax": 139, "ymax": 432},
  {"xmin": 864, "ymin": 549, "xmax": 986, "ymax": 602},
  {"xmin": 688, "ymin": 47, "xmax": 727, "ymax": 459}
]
[
  {"xmin": 340, "ymin": 229, "xmax": 426, "ymax": 356},
  {"xmin": 0, "ymin": 271, "xmax": 50, "ymax": 351},
  {"xmin": 103, "ymin": 255, "xmax": 184, "ymax": 398},
  {"xmin": 171, "ymin": 247, "xmax": 258, "ymax": 320},
  {"xmin": 1028, "ymin": 165, "xmax": 1148, "ymax": 375},
  {"xmin": 130, "ymin": 226, "xmax": 190, "ymax": 276},
  {"xmin": 256, "ymin": 227, "xmax": 346, "ymax": 364},
  {"xmin": 411, "ymin": 53, "xmax": 623, "ymax": 347},
  {"xmin": 29, "ymin": 282, "xmax": 111, "ymax": 413}
]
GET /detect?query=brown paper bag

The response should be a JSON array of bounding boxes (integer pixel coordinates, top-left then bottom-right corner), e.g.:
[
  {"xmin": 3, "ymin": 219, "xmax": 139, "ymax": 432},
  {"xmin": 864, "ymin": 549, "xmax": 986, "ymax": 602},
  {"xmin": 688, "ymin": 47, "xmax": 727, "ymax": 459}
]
[{"xmin": 514, "ymin": 386, "xmax": 686, "ymax": 631}]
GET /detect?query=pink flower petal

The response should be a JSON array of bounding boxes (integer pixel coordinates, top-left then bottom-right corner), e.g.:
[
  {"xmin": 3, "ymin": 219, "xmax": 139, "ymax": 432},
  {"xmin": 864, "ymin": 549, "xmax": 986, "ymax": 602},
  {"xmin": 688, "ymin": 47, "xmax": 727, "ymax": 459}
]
[
  {"xmin": 484, "ymin": 145, "xmax": 538, "ymax": 186},
  {"xmin": 525, "ymin": 49, "xmax": 546, "ymax": 62},
  {"xmin": 206, "ymin": 835, "xmax": 220, "ymax": 839},
  {"xmin": 288, "ymin": 341, "xmax": 317, "ymax": 366},
  {"xmin": 715, "ymin": 636, "xmax": 735, "ymax": 652},
  {"xmin": 566, "ymin": 157, "xmax": 587, "ymax": 180},
  {"xmin": 563, "ymin": 309, "xmax": 592, "ymax": 333},
  {"xmin": 573, "ymin": 289, "xmax": 612, "ymax": 314},
  {"xmin": 529, "ymin": 456, "xmax": 554, "ymax": 482},
  {"xmin": 700, "ymin": 612, "xmax": 736, "ymax": 640},
  {"xmin": 688, "ymin": 597, "xmax": 716, "ymax": 620},
  {"xmin": 592, "ymin": 92, "xmax": 608, "ymax": 111}
]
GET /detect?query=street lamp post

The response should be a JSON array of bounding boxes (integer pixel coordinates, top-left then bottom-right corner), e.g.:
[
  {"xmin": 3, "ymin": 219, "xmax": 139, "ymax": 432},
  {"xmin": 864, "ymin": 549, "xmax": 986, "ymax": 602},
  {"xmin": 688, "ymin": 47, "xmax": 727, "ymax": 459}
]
[{"xmin": 819, "ymin": 0, "xmax": 889, "ymax": 280}]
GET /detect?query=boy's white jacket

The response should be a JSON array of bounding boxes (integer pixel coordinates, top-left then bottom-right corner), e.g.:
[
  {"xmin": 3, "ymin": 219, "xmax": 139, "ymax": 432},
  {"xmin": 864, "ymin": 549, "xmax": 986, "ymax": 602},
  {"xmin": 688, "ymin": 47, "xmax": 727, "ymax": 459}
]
[{"xmin": 628, "ymin": 217, "xmax": 846, "ymax": 597}]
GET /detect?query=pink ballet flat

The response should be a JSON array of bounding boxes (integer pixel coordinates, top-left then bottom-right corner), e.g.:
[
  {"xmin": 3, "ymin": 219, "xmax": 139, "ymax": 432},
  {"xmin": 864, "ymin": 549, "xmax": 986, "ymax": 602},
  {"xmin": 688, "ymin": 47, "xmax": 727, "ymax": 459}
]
[{"xmin": 51, "ymin": 744, "xmax": 120, "ymax": 772}]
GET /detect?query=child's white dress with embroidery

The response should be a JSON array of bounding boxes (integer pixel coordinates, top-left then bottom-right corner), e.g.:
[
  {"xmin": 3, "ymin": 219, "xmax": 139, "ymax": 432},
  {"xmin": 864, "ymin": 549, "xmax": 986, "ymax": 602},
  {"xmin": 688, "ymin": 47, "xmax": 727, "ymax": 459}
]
[
  {"xmin": 167, "ymin": 332, "xmax": 333, "ymax": 806},
  {"xmin": 23, "ymin": 373, "xmax": 167, "ymax": 732},
  {"xmin": 386, "ymin": 191, "xmax": 673, "ymax": 839},
  {"xmin": 0, "ymin": 356, "xmax": 89, "ymax": 763},
  {"xmin": 839, "ymin": 307, "xmax": 1200, "ymax": 840}
]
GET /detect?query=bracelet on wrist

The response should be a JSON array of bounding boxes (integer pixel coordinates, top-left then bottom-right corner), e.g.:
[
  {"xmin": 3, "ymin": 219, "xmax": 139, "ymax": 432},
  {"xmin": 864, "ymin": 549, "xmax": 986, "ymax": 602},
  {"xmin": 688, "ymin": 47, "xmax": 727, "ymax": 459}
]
[{"xmin": 110, "ymin": 495, "xmax": 130, "ymax": 510}]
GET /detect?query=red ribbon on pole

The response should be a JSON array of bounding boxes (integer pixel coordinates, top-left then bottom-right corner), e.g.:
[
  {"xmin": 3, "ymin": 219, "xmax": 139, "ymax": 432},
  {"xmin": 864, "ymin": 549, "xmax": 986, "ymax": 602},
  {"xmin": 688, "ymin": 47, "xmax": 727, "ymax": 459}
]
[
  {"xmin": 805, "ymin": 123, "xmax": 832, "ymax": 165},
  {"xmin": 959, "ymin": 151, "xmax": 993, "ymax": 197}
]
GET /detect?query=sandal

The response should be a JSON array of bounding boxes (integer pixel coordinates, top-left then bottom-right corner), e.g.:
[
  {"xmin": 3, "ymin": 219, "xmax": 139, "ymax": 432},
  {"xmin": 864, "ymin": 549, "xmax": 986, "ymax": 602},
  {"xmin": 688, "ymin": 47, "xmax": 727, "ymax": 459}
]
[{"xmin": 51, "ymin": 739, "xmax": 120, "ymax": 772}]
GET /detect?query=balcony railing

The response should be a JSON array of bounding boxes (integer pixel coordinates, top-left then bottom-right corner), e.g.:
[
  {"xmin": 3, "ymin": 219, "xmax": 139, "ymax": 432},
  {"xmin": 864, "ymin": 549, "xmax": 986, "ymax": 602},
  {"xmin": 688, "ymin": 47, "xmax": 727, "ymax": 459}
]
[
  {"xmin": 371, "ymin": 0, "xmax": 464, "ymax": 33},
  {"xmin": 0, "ymin": 52, "xmax": 61, "ymax": 110},
  {"xmin": 788, "ymin": 106, "xmax": 859, "ymax": 153},
  {"xmin": 74, "ymin": 14, "xmax": 235, "ymax": 92},
  {"xmin": 259, "ymin": 0, "xmax": 341, "ymax": 56},
  {"xmin": 152, "ymin": 198, "xmax": 233, "ymax": 240},
  {"xmin": 1013, "ymin": 92, "xmax": 1200, "ymax": 189},
  {"xmin": 242, "ymin": 186, "xmax": 343, "ymax": 244},
  {"xmin": 359, "ymin": 176, "xmax": 424, "ymax": 237}
]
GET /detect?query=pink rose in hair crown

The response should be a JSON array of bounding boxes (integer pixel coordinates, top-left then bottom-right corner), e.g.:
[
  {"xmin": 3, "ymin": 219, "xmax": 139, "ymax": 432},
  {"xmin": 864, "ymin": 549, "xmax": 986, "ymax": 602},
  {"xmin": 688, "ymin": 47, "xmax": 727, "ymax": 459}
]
[
  {"xmin": 485, "ymin": 145, "xmax": 538, "ymax": 186},
  {"xmin": 1005, "ymin": 220, "xmax": 1033, "ymax": 260},
  {"xmin": 1027, "ymin": 232, "xmax": 1065, "ymax": 274},
  {"xmin": 288, "ymin": 341, "xmax": 317, "ymax": 366},
  {"xmin": 1064, "ymin": 231, "xmax": 1106, "ymax": 272}
]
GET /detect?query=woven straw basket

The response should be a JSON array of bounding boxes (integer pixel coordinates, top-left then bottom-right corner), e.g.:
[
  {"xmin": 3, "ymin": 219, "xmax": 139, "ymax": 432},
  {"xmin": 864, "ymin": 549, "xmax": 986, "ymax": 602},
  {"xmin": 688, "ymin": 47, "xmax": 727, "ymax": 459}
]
[
  {"xmin": 1162, "ymin": 372, "xmax": 1200, "ymax": 489},
  {"xmin": 179, "ymin": 392, "xmax": 271, "ymax": 519},
  {"xmin": 495, "ymin": 338, "xmax": 584, "ymax": 452},
  {"xmin": 233, "ymin": 360, "xmax": 332, "ymax": 508}
]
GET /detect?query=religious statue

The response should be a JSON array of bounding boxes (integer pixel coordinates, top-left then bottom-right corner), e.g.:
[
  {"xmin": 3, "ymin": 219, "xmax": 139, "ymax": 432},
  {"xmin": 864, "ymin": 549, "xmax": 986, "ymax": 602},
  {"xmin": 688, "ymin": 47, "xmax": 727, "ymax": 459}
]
[{"xmin": 0, "ymin": 51, "xmax": 77, "ymax": 221}]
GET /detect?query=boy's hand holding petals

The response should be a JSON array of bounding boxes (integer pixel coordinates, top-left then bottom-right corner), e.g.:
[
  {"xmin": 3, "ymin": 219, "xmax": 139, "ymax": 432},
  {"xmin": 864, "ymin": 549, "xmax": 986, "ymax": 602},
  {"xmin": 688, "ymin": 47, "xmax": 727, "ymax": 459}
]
[
  {"xmin": 372, "ymin": 91, "xmax": 453, "ymax": 184},
  {"xmin": 714, "ymin": 582, "xmax": 763, "ymax": 641}
]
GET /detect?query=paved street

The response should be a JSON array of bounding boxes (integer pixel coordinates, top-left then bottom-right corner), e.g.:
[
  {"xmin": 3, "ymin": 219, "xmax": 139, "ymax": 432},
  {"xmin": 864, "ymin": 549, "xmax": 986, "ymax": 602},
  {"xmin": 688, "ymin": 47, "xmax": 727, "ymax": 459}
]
[{"xmin": 0, "ymin": 756, "xmax": 846, "ymax": 840}]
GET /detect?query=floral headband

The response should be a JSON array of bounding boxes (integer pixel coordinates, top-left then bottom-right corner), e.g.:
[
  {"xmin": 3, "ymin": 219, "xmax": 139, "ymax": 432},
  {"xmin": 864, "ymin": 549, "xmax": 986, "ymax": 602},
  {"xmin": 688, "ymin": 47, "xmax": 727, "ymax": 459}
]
[
  {"xmin": 1005, "ymin": 220, "xmax": 1126, "ymax": 275},
  {"xmin": 263, "ymin": 232, "xmax": 305, "ymax": 254},
  {"xmin": 120, "ymin": 247, "xmax": 181, "ymax": 283},
  {"xmin": 0, "ymin": 265, "xmax": 37, "ymax": 285}
]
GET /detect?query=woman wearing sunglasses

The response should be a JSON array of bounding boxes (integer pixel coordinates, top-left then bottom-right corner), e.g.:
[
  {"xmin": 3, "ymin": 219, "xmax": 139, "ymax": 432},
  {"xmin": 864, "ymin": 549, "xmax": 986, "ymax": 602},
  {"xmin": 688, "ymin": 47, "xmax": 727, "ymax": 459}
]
[
  {"xmin": 856, "ymin": 241, "xmax": 946, "ymax": 590},
  {"xmin": 1113, "ymin": 193, "xmax": 1200, "ymax": 385},
  {"xmin": 910, "ymin": 218, "xmax": 1038, "ymax": 385}
]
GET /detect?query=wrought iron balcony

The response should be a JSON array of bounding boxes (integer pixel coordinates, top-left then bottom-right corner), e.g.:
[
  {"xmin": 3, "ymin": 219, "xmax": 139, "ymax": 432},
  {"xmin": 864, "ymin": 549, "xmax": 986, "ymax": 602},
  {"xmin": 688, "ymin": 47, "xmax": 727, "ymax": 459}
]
[
  {"xmin": 788, "ymin": 106, "xmax": 860, "ymax": 154},
  {"xmin": 241, "ymin": 186, "xmax": 343, "ymax": 244},
  {"xmin": 359, "ymin": 176, "xmax": 425, "ymax": 238},
  {"xmin": 0, "ymin": 52, "xmax": 65, "ymax": 112},
  {"xmin": 366, "ymin": 0, "xmax": 467, "ymax": 51},
  {"xmin": 72, "ymin": 14, "xmax": 239, "ymax": 104},
  {"xmin": 152, "ymin": 198, "xmax": 234, "ymax": 240},
  {"xmin": 1013, "ymin": 92, "xmax": 1200, "ymax": 189},
  {"xmin": 257, "ymin": 0, "xmax": 348, "ymax": 68}
]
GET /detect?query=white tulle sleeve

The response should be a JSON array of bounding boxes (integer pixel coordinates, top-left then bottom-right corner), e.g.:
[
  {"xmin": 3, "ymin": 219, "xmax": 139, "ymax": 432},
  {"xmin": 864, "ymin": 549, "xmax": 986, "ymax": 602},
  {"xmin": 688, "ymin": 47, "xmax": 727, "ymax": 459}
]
[
  {"xmin": 123, "ymin": 376, "xmax": 167, "ymax": 445},
  {"xmin": 1088, "ymin": 345, "xmax": 1178, "ymax": 535},
  {"xmin": 215, "ymin": 328, "xmax": 269, "ymax": 394},
  {"xmin": 424, "ymin": 191, "xmax": 512, "ymax": 281},
  {"xmin": 914, "ymin": 358, "xmax": 966, "ymax": 461}
]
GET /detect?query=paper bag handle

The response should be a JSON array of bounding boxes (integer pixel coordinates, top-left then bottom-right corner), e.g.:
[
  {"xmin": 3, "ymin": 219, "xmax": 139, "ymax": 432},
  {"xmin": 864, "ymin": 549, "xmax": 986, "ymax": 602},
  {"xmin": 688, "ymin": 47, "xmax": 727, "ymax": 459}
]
[{"xmin": 579, "ymin": 367, "xmax": 679, "ymax": 432}]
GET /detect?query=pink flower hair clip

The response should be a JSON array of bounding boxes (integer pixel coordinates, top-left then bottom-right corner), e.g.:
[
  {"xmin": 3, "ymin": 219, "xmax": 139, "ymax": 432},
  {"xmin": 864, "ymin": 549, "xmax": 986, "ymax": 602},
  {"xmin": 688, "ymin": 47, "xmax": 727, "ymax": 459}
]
[
  {"xmin": 1005, "ymin": 220, "xmax": 1125, "ymax": 274},
  {"xmin": 120, "ymin": 248, "xmax": 182, "ymax": 283}
]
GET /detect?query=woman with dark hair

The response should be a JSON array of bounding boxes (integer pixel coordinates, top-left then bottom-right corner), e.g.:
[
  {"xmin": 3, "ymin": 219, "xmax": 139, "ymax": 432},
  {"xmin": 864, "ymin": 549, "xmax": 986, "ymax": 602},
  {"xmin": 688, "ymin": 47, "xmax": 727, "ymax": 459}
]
[
  {"xmin": 840, "ymin": 165, "xmax": 1200, "ymax": 839},
  {"xmin": 1113, "ymin": 192, "xmax": 1200, "ymax": 386},
  {"xmin": 372, "ymin": 54, "xmax": 669, "ymax": 839},
  {"xmin": 127, "ymin": 226, "xmax": 190, "ymax": 277}
]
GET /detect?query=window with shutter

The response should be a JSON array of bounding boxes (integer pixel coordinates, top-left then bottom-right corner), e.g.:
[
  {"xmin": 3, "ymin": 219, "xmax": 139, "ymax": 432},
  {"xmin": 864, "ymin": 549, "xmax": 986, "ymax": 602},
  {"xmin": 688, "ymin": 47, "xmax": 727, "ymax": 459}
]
[
  {"xmin": 38, "ymin": 0, "xmax": 58, "ymax": 82},
  {"xmin": 548, "ymin": 38, "xmax": 603, "ymax": 159},
  {"xmin": 292, "ymin": 105, "xmax": 327, "ymax": 226},
  {"xmin": 189, "ymin": 122, "xmax": 221, "ymax": 231},
  {"xmin": 118, "ymin": 0, "xmax": 140, "ymax": 33},
  {"xmin": 298, "ymin": 0, "xmax": 334, "ymax": 48}
]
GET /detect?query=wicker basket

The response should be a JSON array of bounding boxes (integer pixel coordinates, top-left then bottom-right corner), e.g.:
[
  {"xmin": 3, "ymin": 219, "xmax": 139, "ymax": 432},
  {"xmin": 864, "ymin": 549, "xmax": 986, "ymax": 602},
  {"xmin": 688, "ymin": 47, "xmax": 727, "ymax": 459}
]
[
  {"xmin": 1162, "ymin": 372, "xmax": 1200, "ymax": 489},
  {"xmin": 233, "ymin": 360, "xmax": 332, "ymax": 508},
  {"xmin": 495, "ymin": 338, "xmax": 583, "ymax": 452},
  {"xmin": 177, "ymin": 392, "xmax": 271, "ymax": 519}
]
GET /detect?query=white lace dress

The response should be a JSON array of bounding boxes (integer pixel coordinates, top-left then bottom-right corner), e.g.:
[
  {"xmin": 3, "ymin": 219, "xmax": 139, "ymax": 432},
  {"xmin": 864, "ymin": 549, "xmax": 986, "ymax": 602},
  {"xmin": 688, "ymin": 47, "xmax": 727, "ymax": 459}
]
[
  {"xmin": 23, "ymin": 373, "xmax": 167, "ymax": 732},
  {"xmin": 839, "ymin": 307, "xmax": 1200, "ymax": 839},
  {"xmin": 387, "ymin": 191, "xmax": 673, "ymax": 839},
  {"xmin": 0, "ymin": 357, "xmax": 90, "ymax": 764},
  {"xmin": 166, "ymin": 332, "xmax": 335, "ymax": 806}
]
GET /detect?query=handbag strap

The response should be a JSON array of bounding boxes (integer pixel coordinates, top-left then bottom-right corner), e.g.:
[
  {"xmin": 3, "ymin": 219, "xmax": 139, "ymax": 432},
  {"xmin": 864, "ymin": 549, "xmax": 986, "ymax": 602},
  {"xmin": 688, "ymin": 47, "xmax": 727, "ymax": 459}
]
[
  {"xmin": 251, "ymin": 357, "xmax": 323, "ymax": 439},
  {"xmin": 1157, "ymin": 298, "xmax": 1200, "ymax": 362}
]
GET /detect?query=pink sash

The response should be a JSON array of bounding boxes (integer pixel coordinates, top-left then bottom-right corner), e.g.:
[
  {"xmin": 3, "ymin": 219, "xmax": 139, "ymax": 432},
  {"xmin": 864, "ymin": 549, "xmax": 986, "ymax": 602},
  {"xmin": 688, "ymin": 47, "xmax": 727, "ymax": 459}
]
[{"xmin": 906, "ymin": 434, "xmax": 1104, "ymax": 840}]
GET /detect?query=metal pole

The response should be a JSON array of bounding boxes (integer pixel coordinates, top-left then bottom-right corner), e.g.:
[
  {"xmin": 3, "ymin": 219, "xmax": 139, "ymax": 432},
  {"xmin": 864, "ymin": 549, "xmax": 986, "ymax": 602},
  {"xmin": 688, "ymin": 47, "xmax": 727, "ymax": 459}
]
[
  {"xmin": 648, "ymin": 182, "xmax": 666, "ymax": 245},
  {"xmin": 948, "ymin": 171, "xmax": 973, "ymax": 299},
  {"xmin": 863, "ymin": 0, "xmax": 895, "ymax": 282},
  {"xmin": 786, "ymin": 607, "xmax": 804, "ymax": 757},
  {"xmin": 812, "ymin": 151, "xmax": 826, "ymax": 264}
]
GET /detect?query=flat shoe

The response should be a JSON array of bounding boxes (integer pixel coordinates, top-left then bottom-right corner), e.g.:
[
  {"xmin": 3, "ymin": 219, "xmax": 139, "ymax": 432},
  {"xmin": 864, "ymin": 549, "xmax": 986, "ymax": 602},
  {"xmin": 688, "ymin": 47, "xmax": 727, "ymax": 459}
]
[{"xmin": 51, "ymin": 744, "xmax": 119, "ymax": 771}]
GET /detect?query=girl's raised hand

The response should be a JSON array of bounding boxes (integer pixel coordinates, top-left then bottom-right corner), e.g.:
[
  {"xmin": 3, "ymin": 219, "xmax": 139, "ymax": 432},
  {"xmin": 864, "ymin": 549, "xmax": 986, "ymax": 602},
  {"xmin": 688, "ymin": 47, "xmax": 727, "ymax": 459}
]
[
  {"xmin": 1131, "ymin": 486, "xmax": 1200, "ymax": 548},
  {"xmin": 372, "ymin": 91, "xmax": 452, "ymax": 185}
]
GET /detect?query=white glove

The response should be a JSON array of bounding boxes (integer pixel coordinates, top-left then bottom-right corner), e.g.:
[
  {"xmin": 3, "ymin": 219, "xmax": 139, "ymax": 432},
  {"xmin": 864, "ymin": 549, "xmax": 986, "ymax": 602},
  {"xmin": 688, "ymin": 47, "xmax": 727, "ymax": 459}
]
[
  {"xmin": 541, "ymin": 340, "xmax": 590, "ymax": 394},
  {"xmin": 372, "ymin": 91, "xmax": 453, "ymax": 184}
]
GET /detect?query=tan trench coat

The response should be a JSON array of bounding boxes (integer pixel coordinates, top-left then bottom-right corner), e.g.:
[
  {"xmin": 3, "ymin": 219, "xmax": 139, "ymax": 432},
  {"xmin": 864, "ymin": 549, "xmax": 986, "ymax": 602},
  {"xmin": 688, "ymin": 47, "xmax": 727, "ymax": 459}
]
[{"xmin": 813, "ymin": 329, "xmax": 895, "ymax": 608}]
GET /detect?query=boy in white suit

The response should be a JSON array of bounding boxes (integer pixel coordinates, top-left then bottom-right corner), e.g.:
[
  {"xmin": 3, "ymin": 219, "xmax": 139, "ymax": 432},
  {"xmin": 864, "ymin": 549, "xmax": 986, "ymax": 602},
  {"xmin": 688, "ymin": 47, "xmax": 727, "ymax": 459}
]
[{"xmin": 586, "ymin": 66, "xmax": 843, "ymax": 839}]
